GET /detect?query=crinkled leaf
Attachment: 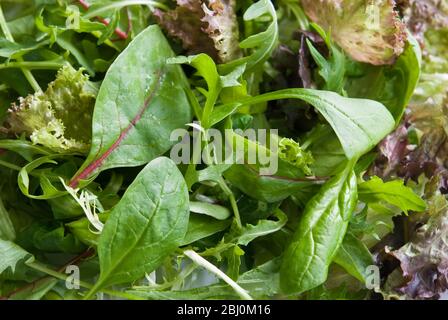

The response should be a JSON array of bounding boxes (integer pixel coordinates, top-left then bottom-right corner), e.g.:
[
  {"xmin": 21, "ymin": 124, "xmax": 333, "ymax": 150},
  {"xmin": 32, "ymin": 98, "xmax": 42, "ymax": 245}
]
[
  {"xmin": 301, "ymin": 0, "xmax": 406, "ymax": 65},
  {"xmin": 390, "ymin": 195, "xmax": 448, "ymax": 299},
  {"xmin": 155, "ymin": 0, "xmax": 241, "ymax": 63},
  {"xmin": 278, "ymin": 137, "xmax": 314, "ymax": 175},
  {"xmin": 401, "ymin": 0, "xmax": 448, "ymax": 41},
  {"xmin": 5, "ymin": 65, "xmax": 96, "ymax": 153}
]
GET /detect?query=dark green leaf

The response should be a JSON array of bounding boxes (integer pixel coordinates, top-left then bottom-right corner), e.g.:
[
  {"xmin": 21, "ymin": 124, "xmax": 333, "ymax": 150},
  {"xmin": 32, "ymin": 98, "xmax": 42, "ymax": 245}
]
[
  {"xmin": 70, "ymin": 26, "xmax": 192, "ymax": 187},
  {"xmin": 87, "ymin": 157, "xmax": 190, "ymax": 295},
  {"xmin": 280, "ymin": 162, "xmax": 357, "ymax": 294},
  {"xmin": 333, "ymin": 232, "xmax": 374, "ymax": 282}
]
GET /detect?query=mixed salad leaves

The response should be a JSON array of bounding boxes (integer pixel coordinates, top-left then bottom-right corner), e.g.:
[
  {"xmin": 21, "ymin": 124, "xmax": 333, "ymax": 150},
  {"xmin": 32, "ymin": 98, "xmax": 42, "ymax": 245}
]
[{"xmin": 0, "ymin": 0, "xmax": 447, "ymax": 300}]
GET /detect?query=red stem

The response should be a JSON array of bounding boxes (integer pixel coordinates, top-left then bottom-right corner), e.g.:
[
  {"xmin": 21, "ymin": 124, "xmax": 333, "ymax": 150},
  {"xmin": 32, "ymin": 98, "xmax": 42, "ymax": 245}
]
[
  {"xmin": 0, "ymin": 248, "xmax": 95, "ymax": 300},
  {"xmin": 77, "ymin": 0, "xmax": 130, "ymax": 40},
  {"xmin": 69, "ymin": 71, "xmax": 163, "ymax": 188}
]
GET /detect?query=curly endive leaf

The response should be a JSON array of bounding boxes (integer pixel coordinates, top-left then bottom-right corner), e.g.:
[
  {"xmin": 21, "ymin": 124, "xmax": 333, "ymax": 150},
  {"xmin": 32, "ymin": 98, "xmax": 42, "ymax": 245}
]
[
  {"xmin": 278, "ymin": 138, "xmax": 314, "ymax": 175},
  {"xmin": 5, "ymin": 65, "xmax": 97, "ymax": 153},
  {"xmin": 154, "ymin": 0, "xmax": 241, "ymax": 63},
  {"xmin": 300, "ymin": 0, "xmax": 407, "ymax": 65}
]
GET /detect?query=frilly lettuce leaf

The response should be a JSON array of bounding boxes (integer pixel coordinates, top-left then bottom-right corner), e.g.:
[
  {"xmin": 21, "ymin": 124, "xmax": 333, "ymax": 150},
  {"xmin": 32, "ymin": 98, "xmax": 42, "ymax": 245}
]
[
  {"xmin": 278, "ymin": 138, "xmax": 314, "ymax": 175},
  {"xmin": 300, "ymin": 0, "xmax": 407, "ymax": 65},
  {"xmin": 401, "ymin": 0, "xmax": 448, "ymax": 41},
  {"xmin": 154, "ymin": 0, "xmax": 241, "ymax": 63},
  {"xmin": 390, "ymin": 194, "xmax": 448, "ymax": 299},
  {"xmin": 372, "ymin": 27, "xmax": 448, "ymax": 186},
  {"xmin": 5, "ymin": 65, "xmax": 97, "ymax": 153}
]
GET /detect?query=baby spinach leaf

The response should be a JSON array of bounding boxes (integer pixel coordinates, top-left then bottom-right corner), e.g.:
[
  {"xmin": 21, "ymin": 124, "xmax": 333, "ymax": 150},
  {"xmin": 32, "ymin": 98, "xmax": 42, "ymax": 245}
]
[
  {"xmin": 280, "ymin": 161, "xmax": 357, "ymax": 294},
  {"xmin": 70, "ymin": 26, "xmax": 192, "ymax": 187},
  {"xmin": 86, "ymin": 157, "xmax": 190, "ymax": 297},
  {"xmin": 215, "ymin": 88, "xmax": 395, "ymax": 159},
  {"xmin": 333, "ymin": 232, "xmax": 374, "ymax": 282},
  {"xmin": 358, "ymin": 176, "xmax": 427, "ymax": 214}
]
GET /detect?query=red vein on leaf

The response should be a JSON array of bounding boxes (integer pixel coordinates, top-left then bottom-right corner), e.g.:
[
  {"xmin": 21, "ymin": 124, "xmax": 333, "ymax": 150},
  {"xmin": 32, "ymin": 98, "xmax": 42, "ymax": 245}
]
[
  {"xmin": 69, "ymin": 71, "xmax": 163, "ymax": 188},
  {"xmin": 0, "ymin": 148, "xmax": 6, "ymax": 156}
]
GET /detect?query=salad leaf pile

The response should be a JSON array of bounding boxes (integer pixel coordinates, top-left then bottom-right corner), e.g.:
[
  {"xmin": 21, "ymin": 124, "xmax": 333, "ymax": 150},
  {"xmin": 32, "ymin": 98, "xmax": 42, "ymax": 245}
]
[{"xmin": 0, "ymin": 0, "xmax": 447, "ymax": 300}]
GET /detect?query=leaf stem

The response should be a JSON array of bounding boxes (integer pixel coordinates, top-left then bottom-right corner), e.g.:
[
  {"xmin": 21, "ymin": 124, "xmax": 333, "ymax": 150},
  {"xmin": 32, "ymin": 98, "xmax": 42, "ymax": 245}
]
[
  {"xmin": 218, "ymin": 177, "xmax": 242, "ymax": 229},
  {"xmin": 0, "ymin": 61, "xmax": 66, "ymax": 70},
  {"xmin": 26, "ymin": 261, "xmax": 144, "ymax": 300},
  {"xmin": 183, "ymin": 250, "xmax": 253, "ymax": 300},
  {"xmin": 0, "ymin": 5, "xmax": 41, "ymax": 92}
]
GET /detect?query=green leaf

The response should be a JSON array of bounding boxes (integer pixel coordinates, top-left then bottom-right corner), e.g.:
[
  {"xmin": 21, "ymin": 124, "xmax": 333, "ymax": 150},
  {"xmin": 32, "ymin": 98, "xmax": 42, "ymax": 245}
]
[
  {"xmin": 182, "ymin": 214, "xmax": 232, "ymax": 246},
  {"xmin": 237, "ymin": 209, "xmax": 287, "ymax": 246},
  {"xmin": 280, "ymin": 161, "xmax": 358, "ymax": 294},
  {"xmin": 0, "ymin": 197, "xmax": 15, "ymax": 241},
  {"xmin": 224, "ymin": 130, "xmax": 315, "ymax": 203},
  {"xmin": 17, "ymin": 222, "xmax": 86, "ymax": 254},
  {"xmin": 0, "ymin": 37, "xmax": 48, "ymax": 58},
  {"xmin": 168, "ymin": 54, "xmax": 219, "ymax": 95},
  {"xmin": 7, "ymin": 278, "xmax": 58, "ymax": 300},
  {"xmin": 0, "ymin": 139, "xmax": 52, "ymax": 162},
  {"xmin": 189, "ymin": 201, "xmax": 231, "ymax": 221},
  {"xmin": 346, "ymin": 37, "xmax": 422, "ymax": 122},
  {"xmin": 6, "ymin": 65, "xmax": 97, "ymax": 153},
  {"xmin": 333, "ymin": 232, "xmax": 374, "ymax": 282},
  {"xmin": 278, "ymin": 137, "xmax": 314, "ymax": 175},
  {"xmin": 70, "ymin": 25, "xmax": 192, "ymax": 187},
  {"xmin": 0, "ymin": 239, "xmax": 32, "ymax": 274},
  {"xmin": 128, "ymin": 258, "xmax": 281, "ymax": 300},
  {"xmin": 87, "ymin": 157, "xmax": 190, "ymax": 296},
  {"xmin": 358, "ymin": 176, "xmax": 427, "ymax": 214},
  {"xmin": 18, "ymin": 155, "xmax": 69, "ymax": 200},
  {"xmin": 215, "ymin": 88, "xmax": 395, "ymax": 159},
  {"xmin": 307, "ymin": 24, "xmax": 346, "ymax": 93},
  {"xmin": 307, "ymin": 125, "xmax": 347, "ymax": 176},
  {"xmin": 223, "ymin": 0, "xmax": 278, "ymax": 73}
]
